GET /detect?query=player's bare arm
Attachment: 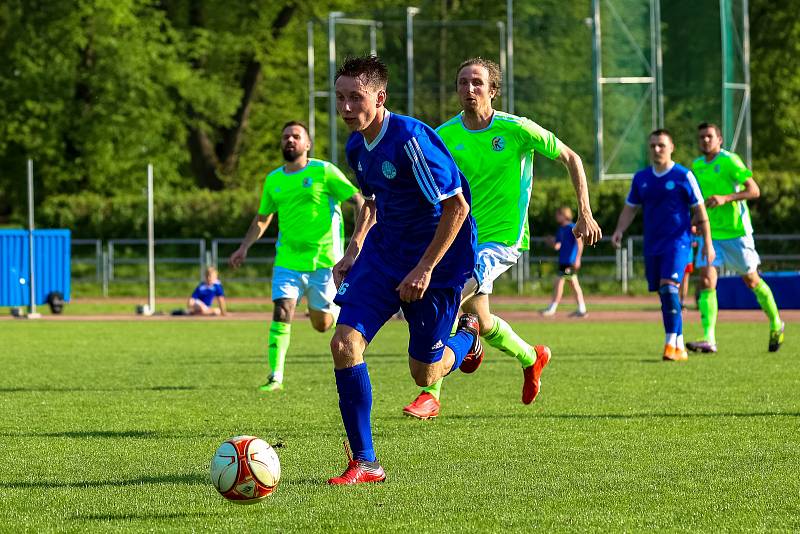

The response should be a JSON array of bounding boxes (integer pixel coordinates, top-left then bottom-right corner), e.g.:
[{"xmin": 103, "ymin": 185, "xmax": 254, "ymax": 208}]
[
  {"xmin": 705, "ymin": 177, "xmax": 760, "ymax": 208},
  {"xmin": 333, "ymin": 198, "xmax": 377, "ymax": 287},
  {"xmin": 229, "ymin": 213, "xmax": 273, "ymax": 269},
  {"xmin": 611, "ymin": 204, "xmax": 639, "ymax": 249},
  {"xmin": 575, "ymin": 236, "xmax": 584, "ymax": 270},
  {"xmin": 217, "ymin": 296, "xmax": 228, "ymax": 316},
  {"xmin": 691, "ymin": 203, "xmax": 716, "ymax": 264},
  {"xmin": 557, "ymin": 145, "xmax": 602, "ymax": 246},
  {"xmin": 396, "ymin": 193, "xmax": 470, "ymax": 303}
]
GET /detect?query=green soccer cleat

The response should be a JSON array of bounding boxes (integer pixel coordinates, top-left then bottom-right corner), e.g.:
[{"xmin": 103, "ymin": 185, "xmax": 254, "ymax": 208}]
[
  {"xmin": 258, "ymin": 378, "xmax": 284, "ymax": 392},
  {"xmin": 769, "ymin": 322, "xmax": 785, "ymax": 353}
]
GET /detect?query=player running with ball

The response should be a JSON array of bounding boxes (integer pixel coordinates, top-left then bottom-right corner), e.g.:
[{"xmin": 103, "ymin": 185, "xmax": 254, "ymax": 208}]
[{"xmin": 327, "ymin": 56, "xmax": 482, "ymax": 485}]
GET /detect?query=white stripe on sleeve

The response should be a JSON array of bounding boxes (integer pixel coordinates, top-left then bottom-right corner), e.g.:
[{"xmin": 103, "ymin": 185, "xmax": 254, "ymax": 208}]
[
  {"xmin": 410, "ymin": 137, "xmax": 443, "ymax": 199},
  {"xmin": 404, "ymin": 143, "xmax": 437, "ymax": 203},
  {"xmin": 686, "ymin": 171, "xmax": 705, "ymax": 204}
]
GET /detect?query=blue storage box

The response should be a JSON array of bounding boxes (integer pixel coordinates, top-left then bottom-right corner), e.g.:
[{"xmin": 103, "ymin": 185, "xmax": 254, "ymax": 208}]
[
  {"xmin": 716, "ymin": 272, "xmax": 800, "ymax": 310},
  {"xmin": 0, "ymin": 229, "xmax": 71, "ymax": 306}
]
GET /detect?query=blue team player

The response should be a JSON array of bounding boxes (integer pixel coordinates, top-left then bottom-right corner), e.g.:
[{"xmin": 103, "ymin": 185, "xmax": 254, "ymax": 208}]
[
  {"xmin": 327, "ymin": 56, "xmax": 482, "ymax": 485},
  {"xmin": 611, "ymin": 129, "xmax": 715, "ymax": 361}
]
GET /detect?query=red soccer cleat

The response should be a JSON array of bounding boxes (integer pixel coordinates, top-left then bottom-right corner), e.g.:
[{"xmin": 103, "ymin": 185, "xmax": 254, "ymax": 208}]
[
  {"xmin": 402, "ymin": 392, "xmax": 441, "ymax": 419},
  {"xmin": 327, "ymin": 442, "xmax": 386, "ymax": 486},
  {"xmin": 522, "ymin": 345, "xmax": 551, "ymax": 405},
  {"xmin": 457, "ymin": 313, "xmax": 484, "ymax": 373}
]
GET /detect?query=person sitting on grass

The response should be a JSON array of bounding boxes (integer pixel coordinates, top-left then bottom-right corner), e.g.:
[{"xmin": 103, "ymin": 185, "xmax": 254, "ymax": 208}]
[
  {"xmin": 187, "ymin": 267, "xmax": 227, "ymax": 316},
  {"xmin": 540, "ymin": 206, "xmax": 587, "ymax": 318}
]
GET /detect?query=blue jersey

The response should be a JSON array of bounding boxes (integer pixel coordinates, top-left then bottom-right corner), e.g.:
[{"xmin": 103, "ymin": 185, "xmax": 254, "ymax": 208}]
[
  {"xmin": 191, "ymin": 281, "xmax": 224, "ymax": 306},
  {"xmin": 556, "ymin": 223, "xmax": 578, "ymax": 264},
  {"xmin": 626, "ymin": 163, "xmax": 703, "ymax": 256},
  {"xmin": 345, "ymin": 111, "xmax": 477, "ymax": 287}
]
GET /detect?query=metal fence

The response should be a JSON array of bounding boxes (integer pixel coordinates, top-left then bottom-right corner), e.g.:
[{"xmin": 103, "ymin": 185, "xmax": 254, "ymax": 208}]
[{"xmin": 70, "ymin": 234, "xmax": 800, "ymax": 295}]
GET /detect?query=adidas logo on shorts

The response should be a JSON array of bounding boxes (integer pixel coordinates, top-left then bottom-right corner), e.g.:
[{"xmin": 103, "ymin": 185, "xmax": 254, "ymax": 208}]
[{"xmin": 431, "ymin": 340, "xmax": 444, "ymax": 350}]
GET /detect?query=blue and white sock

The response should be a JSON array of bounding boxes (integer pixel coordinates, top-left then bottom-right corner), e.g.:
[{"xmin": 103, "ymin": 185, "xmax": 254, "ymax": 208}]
[
  {"xmin": 659, "ymin": 284, "xmax": 681, "ymax": 343},
  {"xmin": 334, "ymin": 363, "xmax": 375, "ymax": 462}
]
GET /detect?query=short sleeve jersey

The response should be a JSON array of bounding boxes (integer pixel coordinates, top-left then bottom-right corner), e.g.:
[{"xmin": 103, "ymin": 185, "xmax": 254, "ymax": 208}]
[
  {"xmin": 556, "ymin": 223, "xmax": 578, "ymax": 265},
  {"xmin": 436, "ymin": 111, "xmax": 563, "ymax": 250},
  {"xmin": 258, "ymin": 158, "xmax": 359, "ymax": 271},
  {"xmin": 626, "ymin": 163, "xmax": 704, "ymax": 256},
  {"xmin": 345, "ymin": 111, "xmax": 477, "ymax": 287},
  {"xmin": 691, "ymin": 149, "xmax": 754, "ymax": 239},
  {"xmin": 191, "ymin": 281, "xmax": 224, "ymax": 307}
]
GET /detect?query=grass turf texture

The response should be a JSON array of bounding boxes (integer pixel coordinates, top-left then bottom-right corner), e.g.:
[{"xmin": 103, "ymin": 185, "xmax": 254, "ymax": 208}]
[{"xmin": 1, "ymin": 320, "xmax": 798, "ymax": 531}]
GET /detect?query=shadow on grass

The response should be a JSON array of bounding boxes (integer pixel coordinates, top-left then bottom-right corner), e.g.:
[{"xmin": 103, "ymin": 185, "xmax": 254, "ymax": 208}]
[
  {"xmin": 0, "ymin": 472, "xmax": 208, "ymax": 490},
  {"xmin": 445, "ymin": 411, "xmax": 800, "ymax": 421},
  {"xmin": 0, "ymin": 429, "xmax": 220, "ymax": 439},
  {"xmin": 0, "ymin": 386, "xmax": 197, "ymax": 393},
  {"xmin": 74, "ymin": 511, "xmax": 222, "ymax": 522}
]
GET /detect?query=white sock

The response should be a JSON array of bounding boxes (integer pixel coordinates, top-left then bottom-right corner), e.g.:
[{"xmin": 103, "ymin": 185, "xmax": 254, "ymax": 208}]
[
  {"xmin": 676, "ymin": 335, "xmax": 685, "ymax": 350},
  {"xmin": 664, "ymin": 333, "xmax": 677, "ymax": 346},
  {"xmin": 271, "ymin": 372, "xmax": 284, "ymax": 383},
  {"xmin": 546, "ymin": 302, "xmax": 558, "ymax": 312},
  {"xmin": 577, "ymin": 302, "xmax": 587, "ymax": 313}
]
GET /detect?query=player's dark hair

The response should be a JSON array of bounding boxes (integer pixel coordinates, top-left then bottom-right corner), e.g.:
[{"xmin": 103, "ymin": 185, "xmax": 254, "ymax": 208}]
[
  {"xmin": 649, "ymin": 128, "xmax": 673, "ymax": 143},
  {"xmin": 697, "ymin": 122, "xmax": 722, "ymax": 138},
  {"xmin": 282, "ymin": 121, "xmax": 309, "ymax": 136},
  {"xmin": 335, "ymin": 55, "xmax": 389, "ymax": 90},
  {"xmin": 456, "ymin": 57, "xmax": 502, "ymax": 98}
]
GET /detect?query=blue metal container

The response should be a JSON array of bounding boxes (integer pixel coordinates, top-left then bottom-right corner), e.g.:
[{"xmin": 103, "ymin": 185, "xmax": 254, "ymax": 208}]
[{"xmin": 0, "ymin": 229, "xmax": 71, "ymax": 306}]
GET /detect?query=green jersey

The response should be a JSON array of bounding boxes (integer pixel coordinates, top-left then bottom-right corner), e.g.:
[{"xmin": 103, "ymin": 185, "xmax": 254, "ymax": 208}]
[
  {"xmin": 436, "ymin": 111, "xmax": 563, "ymax": 250},
  {"xmin": 258, "ymin": 158, "xmax": 358, "ymax": 271},
  {"xmin": 691, "ymin": 149, "xmax": 753, "ymax": 239}
]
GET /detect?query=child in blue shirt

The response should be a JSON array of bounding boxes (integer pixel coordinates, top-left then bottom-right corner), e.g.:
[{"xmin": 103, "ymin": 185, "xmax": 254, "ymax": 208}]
[
  {"xmin": 541, "ymin": 206, "xmax": 587, "ymax": 317},
  {"xmin": 188, "ymin": 267, "xmax": 227, "ymax": 316}
]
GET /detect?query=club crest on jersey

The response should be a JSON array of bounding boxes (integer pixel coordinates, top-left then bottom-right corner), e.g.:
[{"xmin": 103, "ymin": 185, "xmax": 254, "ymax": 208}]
[
  {"xmin": 714, "ymin": 164, "xmax": 720, "ymax": 173},
  {"xmin": 302, "ymin": 177, "xmax": 313, "ymax": 188},
  {"xmin": 357, "ymin": 161, "xmax": 363, "ymax": 172},
  {"xmin": 491, "ymin": 136, "xmax": 505, "ymax": 151},
  {"xmin": 382, "ymin": 161, "xmax": 397, "ymax": 179},
  {"xmin": 665, "ymin": 180, "xmax": 675, "ymax": 190}
]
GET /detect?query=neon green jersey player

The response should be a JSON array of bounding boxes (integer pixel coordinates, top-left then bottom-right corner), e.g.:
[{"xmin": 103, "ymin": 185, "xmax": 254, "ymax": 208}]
[
  {"xmin": 402, "ymin": 57, "xmax": 602, "ymax": 419},
  {"xmin": 687, "ymin": 122, "xmax": 784, "ymax": 353},
  {"xmin": 230, "ymin": 121, "xmax": 363, "ymax": 390}
]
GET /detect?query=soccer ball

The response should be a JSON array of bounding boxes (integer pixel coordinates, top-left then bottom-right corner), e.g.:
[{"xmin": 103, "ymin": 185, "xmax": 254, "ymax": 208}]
[{"xmin": 210, "ymin": 435, "xmax": 281, "ymax": 503}]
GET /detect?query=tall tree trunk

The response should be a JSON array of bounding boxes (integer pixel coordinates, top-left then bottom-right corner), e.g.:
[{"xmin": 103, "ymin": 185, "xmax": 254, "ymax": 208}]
[{"xmin": 186, "ymin": 3, "xmax": 296, "ymax": 190}]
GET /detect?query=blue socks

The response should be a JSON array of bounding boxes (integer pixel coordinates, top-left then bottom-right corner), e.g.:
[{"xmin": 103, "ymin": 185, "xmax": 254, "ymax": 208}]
[
  {"xmin": 659, "ymin": 284, "xmax": 682, "ymax": 338},
  {"xmin": 334, "ymin": 363, "xmax": 375, "ymax": 462},
  {"xmin": 446, "ymin": 330, "xmax": 475, "ymax": 374}
]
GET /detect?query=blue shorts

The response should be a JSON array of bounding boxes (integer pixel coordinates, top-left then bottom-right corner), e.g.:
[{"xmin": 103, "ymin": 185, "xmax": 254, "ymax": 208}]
[
  {"xmin": 334, "ymin": 256, "xmax": 462, "ymax": 364},
  {"xmin": 644, "ymin": 246, "xmax": 690, "ymax": 292}
]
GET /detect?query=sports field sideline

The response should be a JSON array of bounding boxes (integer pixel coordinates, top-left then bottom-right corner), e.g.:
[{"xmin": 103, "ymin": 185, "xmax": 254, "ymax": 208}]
[{"xmin": 1, "ymin": 311, "xmax": 797, "ymax": 531}]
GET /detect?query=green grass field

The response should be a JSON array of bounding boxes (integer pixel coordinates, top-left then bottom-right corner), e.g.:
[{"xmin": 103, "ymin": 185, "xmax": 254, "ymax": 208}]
[{"xmin": 1, "ymin": 319, "xmax": 798, "ymax": 532}]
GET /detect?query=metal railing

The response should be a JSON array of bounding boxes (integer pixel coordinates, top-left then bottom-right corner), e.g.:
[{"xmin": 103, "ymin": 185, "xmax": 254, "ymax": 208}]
[{"xmin": 69, "ymin": 234, "xmax": 800, "ymax": 295}]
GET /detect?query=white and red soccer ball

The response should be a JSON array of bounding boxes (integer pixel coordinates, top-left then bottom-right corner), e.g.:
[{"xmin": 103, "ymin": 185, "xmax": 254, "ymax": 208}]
[{"xmin": 210, "ymin": 435, "xmax": 281, "ymax": 503}]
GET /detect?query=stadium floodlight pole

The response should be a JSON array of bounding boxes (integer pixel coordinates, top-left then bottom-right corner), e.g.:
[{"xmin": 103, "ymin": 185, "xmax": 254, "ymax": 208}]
[
  {"xmin": 328, "ymin": 11, "xmax": 344, "ymax": 166},
  {"xmin": 743, "ymin": 0, "xmax": 751, "ymax": 168},
  {"xmin": 307, "ymin": 20, "xmax": 315, "ymax": 157},
  {"xmin": 497, "ymin": 22, "xmax": 508, "ymax": 111},
  {"xmin": 25, "ymin": 159, "xmax": 40, "ymax": 319},
  {"xmin": 406, "ymin": 7, "xmax": 420, "ymax": 116},
  {"xmin": 591, "ymin": 0, "xmax": 603, "ymax": 182},
  {"xmin": 506, "ymin": 0, "xmax": 514, "ymax": 114},
  {"xmin": 146, "ymin": 163, "xmax": 155, "ymax": 316}
]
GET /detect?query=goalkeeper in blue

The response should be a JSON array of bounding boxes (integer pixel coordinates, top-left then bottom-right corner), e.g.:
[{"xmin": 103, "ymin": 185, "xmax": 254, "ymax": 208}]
[{"xmin": 327, "ymin": 56, "xmax": 481, "ymax": 485}]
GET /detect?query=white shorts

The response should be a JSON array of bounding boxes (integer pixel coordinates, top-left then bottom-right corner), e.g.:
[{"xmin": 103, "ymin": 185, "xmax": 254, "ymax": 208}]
[
  {"xmin": 271, "ymin": 266, "xmax": 337, "ymax": 314},
  {"xmin": 473, "ymin": 242, "xmax": 522, "ymax": 295},
  {"xmin": 695, "ymin": 235, "xmax": 761, "ymax": 275}
]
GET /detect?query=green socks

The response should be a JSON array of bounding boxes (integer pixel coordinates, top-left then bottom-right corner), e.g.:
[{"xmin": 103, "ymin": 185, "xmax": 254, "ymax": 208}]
[
  {"xmin": 421, "ymin": 379, "xmax": 442, "ymax": 400},
  {"xmin": 752, "ymin": 280, "xmax": 782, "ymax": 331},
  {"xmin": 483, "ymin": 315, "xmax": 536, "ymax": 368},
  {"xmin": 268, "ymin": 321, "xmax": 291, "ymax": 382},
  {"xmin": 698, "ymin": 289, "xmax": 718, "ymax": 344}
]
